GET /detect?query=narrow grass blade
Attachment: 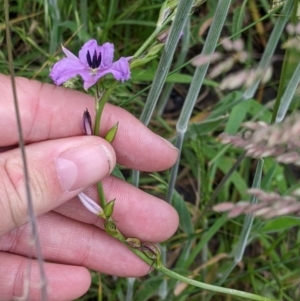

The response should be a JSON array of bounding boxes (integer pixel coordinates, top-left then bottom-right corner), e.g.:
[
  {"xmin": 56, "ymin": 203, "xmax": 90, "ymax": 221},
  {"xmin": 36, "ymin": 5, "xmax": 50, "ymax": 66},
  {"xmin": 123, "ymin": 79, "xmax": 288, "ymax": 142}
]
[
  {"xmin": 133, "ymin": 0, "xmax": 194, "ymax": 187},
  {"xmin": 209, "ymin": 0, "xmax": 293, "ymax": 119},
  {"xmin": 140, "ymin": 0, "xmax": 194, "ymax": 126},
  {"xmin": 157, "ymin": 17, "xmax": 191, "ymax": 115},
  {"xmin": 47, "ymin": 0, "xmax": 61, "ymax": 54},
  {"xmin": 125, "ymin": 277, "xmax": 136, "ymax": 301},
  {"xmin": 232, "ymin": 159, "xmax": 264, "ymax": 262},
  {"xmin": 243, "ymin": 0, "xmax": 293, "ymax": 100},
  {"xmin": 275, "ymin": 62, "xmax": 300, "ymax": 123},
  {"xmin": 167, "ymin": 0, "xmax": 233, "ymax": 204}
]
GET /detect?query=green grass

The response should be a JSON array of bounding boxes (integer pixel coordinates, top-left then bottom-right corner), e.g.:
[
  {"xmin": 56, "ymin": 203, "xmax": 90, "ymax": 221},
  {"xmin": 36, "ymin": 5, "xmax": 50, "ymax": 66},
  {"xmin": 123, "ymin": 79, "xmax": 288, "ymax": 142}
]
[{"xmin": 2, "ymin": 0, "xmax": 300, "ymax": 300}]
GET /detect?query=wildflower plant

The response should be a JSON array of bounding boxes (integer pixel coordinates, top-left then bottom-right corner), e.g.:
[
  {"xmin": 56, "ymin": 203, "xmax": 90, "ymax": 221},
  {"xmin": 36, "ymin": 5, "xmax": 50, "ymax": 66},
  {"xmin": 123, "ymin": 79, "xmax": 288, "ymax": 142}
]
[{"xmin": 4, "ymin": 0, "xmax": 300, "ymax": 300}]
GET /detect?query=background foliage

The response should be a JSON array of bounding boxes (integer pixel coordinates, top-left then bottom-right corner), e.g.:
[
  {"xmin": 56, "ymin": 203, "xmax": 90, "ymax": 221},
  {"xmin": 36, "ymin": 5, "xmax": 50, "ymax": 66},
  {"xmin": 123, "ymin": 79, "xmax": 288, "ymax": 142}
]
[{"xmin": 1, "ymin": 0, "xmax": 300, "ymax": 300}]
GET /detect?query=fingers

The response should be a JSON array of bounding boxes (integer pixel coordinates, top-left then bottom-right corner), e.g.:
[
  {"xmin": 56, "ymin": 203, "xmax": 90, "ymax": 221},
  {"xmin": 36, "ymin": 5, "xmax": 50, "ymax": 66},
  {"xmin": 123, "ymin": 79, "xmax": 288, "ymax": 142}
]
[
  {"xmin": 0, "ymin": 177, "xmax": 179, "ymax": 276},
  {"xmin": 0, "ymin": 135, "xmax": 116, "ymax": 235},
  {"xmin": 0, "ymin": 252, "xmax": 91, "ymax": 301},
  {"xmin": 56, "ymin": 176, "xmax": 179, "ymax": 242},
  {"xmin": 0, "ymin": 74, "xmax": 178, "ymax": 171},
  {"xmin": 1, "ymin": 212, "xmax": 151, "ymax": 277}
]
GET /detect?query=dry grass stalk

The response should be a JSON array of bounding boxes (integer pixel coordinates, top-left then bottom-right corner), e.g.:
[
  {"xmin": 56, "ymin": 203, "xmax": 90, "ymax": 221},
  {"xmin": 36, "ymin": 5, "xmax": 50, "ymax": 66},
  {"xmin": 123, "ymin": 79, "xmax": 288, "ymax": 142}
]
[{"xmin": 215, "ymin": 113, "xmax": 300, "ymax": 218}]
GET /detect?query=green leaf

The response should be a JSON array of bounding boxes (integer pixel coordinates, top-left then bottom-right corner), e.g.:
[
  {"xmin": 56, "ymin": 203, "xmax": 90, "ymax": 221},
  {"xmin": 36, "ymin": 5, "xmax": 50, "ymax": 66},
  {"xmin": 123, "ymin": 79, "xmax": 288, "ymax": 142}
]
[
  {"xmin": 231, "ymin": 2, "xmax": 246, "ymax": 40},
  {"xmin": 111, "ymin": 166, "xmax": 125, "ymax": 180},
  {"xmin": 134, "ymin": 276, "xmax": 165, "ymax": 301},
  {"xmin": 172, "ymin": 190, "xmax": 194, "ymax": 235},
  {"xmin": 225, "ymin": 99, "xmax": 251, "ymax": 134},
  {"xmin": 262, "ymin": 216, "xmax": 300, "ymax": 233}
]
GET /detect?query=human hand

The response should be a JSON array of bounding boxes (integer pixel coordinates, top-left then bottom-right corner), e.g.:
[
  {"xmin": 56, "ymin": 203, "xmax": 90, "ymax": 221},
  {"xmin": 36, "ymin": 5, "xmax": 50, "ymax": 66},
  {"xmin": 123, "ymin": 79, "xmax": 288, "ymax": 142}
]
[{"xmin": 0, "ymin": 74, "xmax": 179, "ymax": 301}]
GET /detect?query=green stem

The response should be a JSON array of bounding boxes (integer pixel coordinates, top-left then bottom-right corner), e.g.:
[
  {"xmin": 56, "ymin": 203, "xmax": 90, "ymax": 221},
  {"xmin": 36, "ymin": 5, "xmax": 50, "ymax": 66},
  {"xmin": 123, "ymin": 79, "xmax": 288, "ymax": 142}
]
[
  {"xmin": 96, "ymin": 183, "xmax": 106, "ymax": 209},
  {"xmin": 106, "ymin": 225, "xmax": 278, "ymax": 301},
  {"xmin": 93, "ymin": 83, "xmax": 117, "ymax": 208},
  {"xmin": 93, "ymin": 82, "xmax": 119, "ymax": 137},
  {"xmin": 115, "ymin": 232, "xmax": 278, "ymax": 301},
  {"xmin": 157, "ymin": 266, "xmax": 278, "ymax": 301},
  {"xmin": 133, "ymin": 26, "xmax": 162, "ymax": 58},
  {"xmin": 133, "ymin": 13, "xmax": 174, "ymax": 58}
]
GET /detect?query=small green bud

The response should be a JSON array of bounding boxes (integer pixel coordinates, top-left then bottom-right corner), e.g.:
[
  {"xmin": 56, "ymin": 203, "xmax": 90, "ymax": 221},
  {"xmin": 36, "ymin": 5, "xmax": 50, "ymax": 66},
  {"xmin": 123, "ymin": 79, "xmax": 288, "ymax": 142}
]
[
  {"xmin": 104, "ymin": 220, "xmax": 119, "ymax": 237},
  {"xmin": 105, "ymin": 122, "xmax": 119, "ymax": 143},
  {"xmin": 147, "ymin": 44, "xmax": 164, "ymax": 56},
  {"xmin": 130, "ymin": 56, "xmax": 156, "ymax": 69},
  {"xmin": 157, "ymin": 1, "xmax": 178, "ymax": 26},
  {"xmin": 125, "ymin": 238, "xmax": 142, "ymax": 248},
  {"xmin": 104, "ymin": 199, "xmax": 115, "ymax": 218}
]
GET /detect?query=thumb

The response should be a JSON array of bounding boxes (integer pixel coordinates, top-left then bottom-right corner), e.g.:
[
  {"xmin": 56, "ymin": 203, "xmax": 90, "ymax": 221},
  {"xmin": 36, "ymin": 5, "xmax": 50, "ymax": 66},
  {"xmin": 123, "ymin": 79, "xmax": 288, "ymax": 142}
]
[{"xmin": 0, "ymin": 136, "xmax": 116, "ymax": 236}]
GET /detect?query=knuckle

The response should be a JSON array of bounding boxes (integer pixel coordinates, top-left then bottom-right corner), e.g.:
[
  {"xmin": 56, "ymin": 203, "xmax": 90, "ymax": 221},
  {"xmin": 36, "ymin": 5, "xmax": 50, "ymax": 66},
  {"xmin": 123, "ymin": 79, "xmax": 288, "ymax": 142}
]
[{"xmin": 0, "ymin": 154, "xmax": 45, "ymax": 233}]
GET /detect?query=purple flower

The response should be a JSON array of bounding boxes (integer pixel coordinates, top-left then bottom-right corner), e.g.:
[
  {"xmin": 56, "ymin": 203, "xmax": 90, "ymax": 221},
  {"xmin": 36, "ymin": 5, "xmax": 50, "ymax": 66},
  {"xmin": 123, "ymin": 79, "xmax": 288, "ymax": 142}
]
[{"xmin": 50, "ymin": 40, "xmax": 131, "ymax": 90}]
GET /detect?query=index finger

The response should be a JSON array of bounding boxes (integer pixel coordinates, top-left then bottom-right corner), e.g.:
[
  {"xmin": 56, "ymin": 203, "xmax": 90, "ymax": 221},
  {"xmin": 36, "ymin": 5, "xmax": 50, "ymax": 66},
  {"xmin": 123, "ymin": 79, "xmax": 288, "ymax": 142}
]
[{"xmin": 0, "ymin": 74, "xmax": 178, "ymax": 171}]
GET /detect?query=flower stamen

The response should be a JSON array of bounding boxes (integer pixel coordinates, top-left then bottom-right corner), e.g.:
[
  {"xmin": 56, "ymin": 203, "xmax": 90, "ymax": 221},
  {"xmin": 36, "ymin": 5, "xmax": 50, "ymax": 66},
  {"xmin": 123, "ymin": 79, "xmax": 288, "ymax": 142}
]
[{"xmin": 87, "ymin": 50, "xmax": 102, "ymax": 69}]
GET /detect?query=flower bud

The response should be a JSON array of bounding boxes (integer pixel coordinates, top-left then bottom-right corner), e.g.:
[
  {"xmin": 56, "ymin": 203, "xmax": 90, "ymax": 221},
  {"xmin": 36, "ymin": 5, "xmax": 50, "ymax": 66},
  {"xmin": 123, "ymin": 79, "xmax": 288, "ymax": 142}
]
[
  {"xmin": 104, "ymin": 220, "xmax": 119, "ymax": 237},
  {"xmin": 157, "ymin": 27, "xmax": 183, "ymax": 43},
  {"xmin": 81, "ymin": 109, "xmax": 93, "ymax": 135},
  {"xmin": 125, "ymin": 238, "xmax": 142, "ymax": 248},
  {"xmin": 130, "ymin": 56, "xmax": 156, "ymax": 69},
  {"xmin": 105, "ymin": 122, "xmax": 119, "ymax": 143},
  {"xmin": 147, "ymin": 44, "xmax": 164, "ymax": 56},
  {"xmin": 140, "ymin": 242, "xmax": 162, "ymax": 268},
  {"xmin": 77, "ymin": 192, "xmax": 104, "ymax": 217},
  {"xmin": 157, "ymin": 2, "xmax": 174, "ymax": 27},
  {"xmin": 104, "ymin": 199, "xmax": 115, "ymax": 218}
]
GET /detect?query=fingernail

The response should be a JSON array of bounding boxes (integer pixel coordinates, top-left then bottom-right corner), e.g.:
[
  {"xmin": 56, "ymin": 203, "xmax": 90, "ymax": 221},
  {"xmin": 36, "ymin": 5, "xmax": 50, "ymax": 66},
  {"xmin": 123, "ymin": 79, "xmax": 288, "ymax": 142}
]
[
  {"xmin": 56, "ymin": 144, "xmax": 114, "ymax": 192},
  {"xmin": 158, "ymin": 136, "xmax": 179, "ymax": 151}
]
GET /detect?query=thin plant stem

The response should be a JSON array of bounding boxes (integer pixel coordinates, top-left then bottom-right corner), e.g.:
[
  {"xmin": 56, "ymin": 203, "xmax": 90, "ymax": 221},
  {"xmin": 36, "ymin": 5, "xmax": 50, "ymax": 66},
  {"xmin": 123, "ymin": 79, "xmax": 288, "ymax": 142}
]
[
  {"xmin": 157, "ymin": 266, "xmax": 278, "ymax": 301},
  {"xmin": 133, "ymin": 13, "xmax": 174, "ymax": 58},
  {"xmin": 93, "ymin": 83, "xmax": 117, "ymax": 208},
  {"xmin": 104, "ymin": 224, "xmax": 278, "ymax": 301},
  {"xmin": 4, "ymin": 0, "xmax": 48, "ymax": 300}
]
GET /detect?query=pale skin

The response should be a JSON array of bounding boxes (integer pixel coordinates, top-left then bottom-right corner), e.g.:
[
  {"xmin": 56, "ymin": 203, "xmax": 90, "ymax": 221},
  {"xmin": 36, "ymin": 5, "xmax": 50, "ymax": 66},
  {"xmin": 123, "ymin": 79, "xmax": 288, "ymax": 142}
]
[{"xmin": 0, "ymin": 74, "xmax": 179, "ymax": 301}]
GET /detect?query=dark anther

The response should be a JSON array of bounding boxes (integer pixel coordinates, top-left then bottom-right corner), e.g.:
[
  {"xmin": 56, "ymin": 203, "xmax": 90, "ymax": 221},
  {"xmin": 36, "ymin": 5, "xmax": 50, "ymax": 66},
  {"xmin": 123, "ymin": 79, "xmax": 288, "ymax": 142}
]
[{"xmin": 86, "ymin": 50, "xmax": 102, "ymax": 69}]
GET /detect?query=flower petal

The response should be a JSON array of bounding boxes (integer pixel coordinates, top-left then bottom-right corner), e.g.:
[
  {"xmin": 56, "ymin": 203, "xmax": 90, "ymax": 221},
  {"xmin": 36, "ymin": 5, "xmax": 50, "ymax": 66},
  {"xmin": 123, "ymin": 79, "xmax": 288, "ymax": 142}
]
[
  {"xmin": 50, "ymin": 57, "xmax": 86, "ymax": 85},
  {"xmin": 78, "ymin": 39, "xmax": 99, "ymax": 67},
  {"xmin": 109, "ymin": 57, "xmax": 131, "ymax": 82},
  {"xmin": 61, "ymin": 45, "xmax": 78, "ymax": 60},
  {"xmin": 78, "ymin": 192, "xmax": 103, "ymax": 215},
  {"xmin": 82, "ymin": 76, "xmax": 99, "ymax": 90},
  {"xmin": 101, "ymin": 42, "xmax": 114, "ymax": 68}
]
